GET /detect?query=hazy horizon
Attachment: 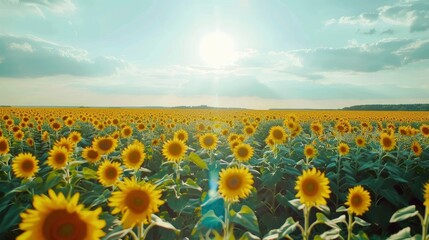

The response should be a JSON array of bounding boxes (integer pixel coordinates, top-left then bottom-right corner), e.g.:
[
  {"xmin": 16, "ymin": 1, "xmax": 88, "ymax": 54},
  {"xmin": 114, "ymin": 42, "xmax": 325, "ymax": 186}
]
[{"xmin": 1, "ymin": 0, "xmax": 428, "ymax": 109}]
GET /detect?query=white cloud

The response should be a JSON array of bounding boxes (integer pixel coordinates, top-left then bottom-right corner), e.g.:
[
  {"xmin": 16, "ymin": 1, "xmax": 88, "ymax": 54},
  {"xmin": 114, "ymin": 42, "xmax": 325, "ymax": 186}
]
[
  {"xmin": 0, "ymin": 0, "xmax": 75, "ymax": 17},
  {"xmin": 9, "ymin": 42, "xmax": 34, "ymax": 52}
]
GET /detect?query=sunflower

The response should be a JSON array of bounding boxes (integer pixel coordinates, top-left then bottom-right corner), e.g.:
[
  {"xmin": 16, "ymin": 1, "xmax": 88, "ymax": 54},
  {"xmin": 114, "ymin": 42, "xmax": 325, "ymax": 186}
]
[
  {"xmin": 50, "ymin": 121, "xmax": 62, "ymax": 131},
  {"xmin": 269, "ymin": 126, "xmax": 287, "ymax": 144},
  {"xmin": 97, "ymin": 160, "xmax": 123, "ymax": 186},
  {"xmin": 264, "ymin": 136, "xmax": 275, "ymax": 149},
  {"xmin": 411, "ymin": 141, "xmax": 423, "ymax": 157},
  {"xmin": 304, "ymin": 145, "xmax": 317, "ymax": 159},
  {"xmin": 92, "ymin": 136, "xmax": 118, "ymax": 155},
  {"xmin": 310, "ymin": 121, "xmax": 324, "ymax": 135},
  {"xmin": 54, "ymin": 137, "xmax": 74, "ymax": 153},
  {"xmin": 345, "ymin": 185, "xmax": 371, "ymax": 216},
  {"xmin": 14, "ymin": 130, "xmax": 25, "ymax": 141},
  {"xmin": 421, "ymin": 124, "xmax": 429, "ymax": 137},
  {"xmin": 162, "ymin": 139, "xmax": 187, "ymax": 162},
  {"xmin": 17, "ymin": 189, "xmax": 105, "ymax": 240},
  {"xmin": 12, "ymin": 152, "xmax": 40, "ymax": 179},
  {"xmin": 295, "ymin": 168, "xmax": 331, "ymax": 207},
  {"xmin": 0, "ymin": 136, "xmax": 10, "ymax": 155},
  {"xmin": 174, "ymin": 129, "xmax": 189, "ymax": 142},
  {"xmin": 199, "ymin": 133, "xmax": 218, "ymax": 150},
  {"xmin": 243, "ymin": 125, "xmax": 255, "ymax": 136},
  {"xmin": 68, "ymin": 131, "xmax": 82, "ymax": 144},
  {"xmin": 355, "ymin": 136, "xmax": 366, "ymax": 147},
  {"xmin": 109, "ymin": 177, "xmax": 164, "ymax": 228},
  {"xmin": 227, "ymin": 133, "xmax": 239, "ymax": 143},
  {"xmin": 82, "ymin": 147, "xmax": 102, "ymax": 163},
  {"xmin": 233, "ymin": 143, "xmax": 254, "ymax": 162},
  {"xmin": 121, "ymin": 126, "xmax": 133, "ymax": 138},
  {"xmin": 218, "ymin": 166, "xmax": 254, "ymax": 202},
  {"xmin": 42, "ymin": 131, "xmax": 50, "ymax": 142},
  {"xmin": 424, "ymin": 182, "xmax": 429, "ymax": 208},
  {"xmin": 338, "ymin": 143, "xmax": 350, "ymax": 156},
  {"xmin": 47, "ymin": 146, "xmax": 69, "ymax": 169},
  {"xmin": 379, "ymin": 132, "xmax": 396, "ymax": 151},
  {"xmin": 122, "ymin": 143, "xmax": 146, "ymax": 170}
]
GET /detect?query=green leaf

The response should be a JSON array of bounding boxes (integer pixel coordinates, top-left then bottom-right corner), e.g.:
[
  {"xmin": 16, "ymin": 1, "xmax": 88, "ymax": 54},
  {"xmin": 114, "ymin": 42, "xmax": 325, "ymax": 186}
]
[
  {"xmin": 329, "ymin": 215, "xmax": 347, "ymax": 225},
  {"xmin": 44, "ymin": 171, "xmax": 62, "ymax": 190},
  {"xmin": 289, "ymin": 199, "xmax": 304, "ymax": 210},
  {"xmin": 387, "ymin": 227, "xmax": 412, "ymax": 240},
  {"xmin": 188, "ymin": 152, "xmax": 208, "ymax": 169},
  {"xmin": 316, "ymin": 212, "xmax": 329, "ymax": 223},
  {"xmin": 316, "ymin": 205, "xmax": 330, "ymax": 215},
  {"xmin": 239, "ymin": 231, "xmax": 261, "ymax": 240},
  {"xmin": 192, "ymin": 210, "xmax": 223, "ymax": 236},
  {"xmin": 263, "ymin": 217, "xmax": 297, "ymax": 240},
  {"xmin": 336, "ymin": 206, "xmax": 348, "ymax": 212},
  {"xmin": 316, "ymin": 228, "xmax": 341, "ymax": 240},
  {"xmin": 230, "ymin": 205, "xmax": 260, "ymax": 234},
  {"xmin": 352, "ymin": 231, "xmax": 370, "ymax": 240},
  {"xmin": 0, "ymin": 204, "xmax": 24, "ymax": 234},
  {"xmin": 389, "ymin": 205, "xmax": 418, "ymax": 223},
  {"xmin": 151, "ymin": 214, "xmax": 178, "ymax": 232},
  {"xmin": 181, "ymin": 178, "xmax": 202, "ymax": 191},
  {"xmin": 354, "ymin": 217, "xmax": 371, "ymax": 227}
]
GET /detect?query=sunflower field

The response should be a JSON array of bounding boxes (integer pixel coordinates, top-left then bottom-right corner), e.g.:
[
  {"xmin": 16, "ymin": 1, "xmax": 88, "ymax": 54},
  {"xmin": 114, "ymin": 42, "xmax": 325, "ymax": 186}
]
[{"xmin": 1, "ymin": 107, "xmax": 429, "ymax": 240}]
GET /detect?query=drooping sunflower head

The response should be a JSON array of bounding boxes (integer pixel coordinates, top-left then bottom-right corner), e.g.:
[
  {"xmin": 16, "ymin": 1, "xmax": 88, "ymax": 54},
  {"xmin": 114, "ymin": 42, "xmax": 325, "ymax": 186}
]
[
  {"xmin": 97, "ymin": 160, "xmax": 123, "ymax": 186},
  {"xmin": 233, "ymin": 143, "xmax": 254, "ymax": 162},
  {"xmin": 0, "ymin": 136, "xmax": 10, "ymax": 155},
  {"xmin": 411, "ymin": 141, "xmax": 423, "ymax": 157},
  {"xmin": 122, "ymin": 143, "xmax": 146, "ymax": 170},
  {"xmin": 109, "ymin": 177, "xmax": 164, "ymax": 228},
  {"xmin": 424, "ymin": 182, "xmax": 429, "ymax": 208},
  {"xmin": 199, "ymin": 133, "xmax": 218, "ymax": 150},
  {"xmin": 68, "ymin": 131, "xmax": 82, "ymax": 144},
  {"xmin": 218, "ymin": 166, "xmax": 254, "ymax": 202},
  {"xmin": 269, "ymin": 126, "xmax": 287, "ymax": 144},
  {"xmin": 162, "ymin": 139, "xmax": 187, "ymax": 162},
  {"xmin": 338, "ymin": 142, "xmax": 350, "ymax": 156},
  {"xmin": 304, "ymin": 145, "xmax": 317, "ymax": 159},
  {"xmin": 47, "ymin": 146, "xmax": 69, "ymax": 170},
  {"xmin": 82, "ymin": 147, "xmax": 101, "ymax": 163},
  {"xmin": 295, "ymin": 168, "xmax": 331, "ymax": 207},
  {"xmin": 17, "ymin": 189, "xmax": 106, "ymax": 240},
  {"xmin": 12, "ymin": 152, "xmax": 40, "ymax": 179},
  {"xmin": 345, "ymin": 185, "xmax": 371, "ymax": 216},
  {"xmin": 380, "ymin": 132, "xmax": 396, "ymax": 151},
  {"xmin": 92, "ymin": 136, "xmax": 118, "ymax": 155},
  {"xmin": 54, "ymin": 137, "xmax": 75, "ymax": 153},
  {"xmin": 174, "ymin": 129, "xmax": 189, "ymax": 142},
  {"xmin": 355, "ymin": 136, "xmax": 366, "ymax": 147}
]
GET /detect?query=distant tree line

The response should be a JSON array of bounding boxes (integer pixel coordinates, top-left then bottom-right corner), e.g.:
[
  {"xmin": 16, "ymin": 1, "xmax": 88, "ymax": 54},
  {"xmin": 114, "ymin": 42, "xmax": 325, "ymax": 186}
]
[{"xmin": 343, "ymin": 104, "xmax": 429, "ymax": 111}]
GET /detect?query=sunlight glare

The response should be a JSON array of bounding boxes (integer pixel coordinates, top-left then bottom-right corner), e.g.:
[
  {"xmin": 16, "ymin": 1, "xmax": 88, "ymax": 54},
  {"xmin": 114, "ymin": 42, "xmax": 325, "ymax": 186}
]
[{"xmin": 199, "ymin": 31, "xmax": 236, "ymax": 66}]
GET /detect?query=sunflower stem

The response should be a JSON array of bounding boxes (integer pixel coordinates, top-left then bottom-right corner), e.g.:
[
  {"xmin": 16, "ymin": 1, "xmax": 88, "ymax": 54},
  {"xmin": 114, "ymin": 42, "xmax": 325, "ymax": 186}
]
[
  {"xmin": 137, "ymin": 223, "xmax": 145, "ymax": 240},
  {"xmin": 303, "ymin": 206, "xmax": 311, "ymax": 240},
  {"xmin": 129, "ymin": 228, "xmax": 139, "ymax": 240},
  {"xmin": 224, "ymin": 201, "xmax": 232, "ymax": 240},
  {"xmin": 347, "ymin": 212, "xmax": 353, "ymax": 240},
  {"xmin": 422, "ymin": 207, "xmax": 429, "ymax": 240}
]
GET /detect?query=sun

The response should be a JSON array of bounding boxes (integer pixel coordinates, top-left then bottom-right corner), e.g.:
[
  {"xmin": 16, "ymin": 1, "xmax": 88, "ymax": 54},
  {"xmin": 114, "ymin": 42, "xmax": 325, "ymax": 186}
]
[{"xmin": 199, "ymin": 31, "xmax": 236, "ymax": 66}]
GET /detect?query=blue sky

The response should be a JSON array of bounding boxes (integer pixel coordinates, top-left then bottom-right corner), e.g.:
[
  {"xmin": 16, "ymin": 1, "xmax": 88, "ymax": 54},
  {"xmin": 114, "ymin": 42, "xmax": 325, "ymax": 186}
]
[{"xmin": 0, "ymin": 0, "xmax": 428, "ymax": 109}]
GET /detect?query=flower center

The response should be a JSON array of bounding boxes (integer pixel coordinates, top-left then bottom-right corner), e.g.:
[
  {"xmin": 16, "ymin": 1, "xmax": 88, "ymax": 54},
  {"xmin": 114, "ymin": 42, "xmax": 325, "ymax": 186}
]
[
  {"xmin": 203, "ymin": 136, "xmax": 214, "ymax": 146},
  {"xmin": 177, "ymin": 133, "xmax": 185, "ymax": 141},
  {"xmin": 128, "ymin": 150, "xmax": 142, "ymax": 163},
  {"xmin": 306, "ymin": 148, "xmax": 314, "ymax": 156},
  {"xmin": 43, "ymin": 209, "xmax": 87, "ymax": 240},
  {"xmin": 55, "ymin": 152, "xmax": 67, "ymax": 164},
  {"xmin": 168, "ymin": 142, "xmax": 182, "ymax": 156},
  {"xmin": 21, "ymin": 159, "xmax": 34, "ymax": 172},
  {"xmin": 351, "ymin": 195, "xmax": 362, "ymax": 207},
  {"xmin": 105, "ymin": 166, "xmax": 118, "ymax": 180},
  {"xmin": 0, "ymin": 140, "xmax": 7, "ymax": 152},
  {"xmin": 98, "ymin": 139, "xmax": 113, "ymax": 151},
  {"xmin": 422, "ymin": 127, "xmax": 429, "ymax": 135},
  {"xmin": 272, "ymin": 129, "xmax": 283, "ymax": 140},
  {"xmin": 87, "ymin": 149, "xmax": 99, "ymax": 159},
  {"xmin": 302, "ymin": 179, "xmax": 318, "ymax": 197},
  {"xmin": 382, "ymin": 137, "xmax": 392, "ymax": 147},
  {"xmin": 227, "ymin": 175, "xmax": 241, "ymax": 190},
  {"xmin": 125, "ymin": 190, "xmax": 150, "ymax": 213},
  {"xmin": 237, "ymin": 147, "xmax": 249, "ymax": 158}
]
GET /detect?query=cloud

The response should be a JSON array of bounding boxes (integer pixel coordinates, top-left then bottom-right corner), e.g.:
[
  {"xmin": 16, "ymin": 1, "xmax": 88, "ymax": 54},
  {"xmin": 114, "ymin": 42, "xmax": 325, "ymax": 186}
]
[
  {"xmin": 0, "ymin": 0, "xmax": 75, "ymax": 15},
  {"xmin": 329, "ymin": 0, "xmax": 429, "ymax": 32},
  {"xmin": 9, "ymin": 42, "xmax": 34, "ymax": 52},
  {"xmin": 380, "ymin": 29, "xmax": 395, "ymax": 35},
  {"xmin": 0, "ymin": 34, "xmax": 128, "ymax": 77},
  {"xmin": 360, "ymin": 28, "xmax": 377, "ymax": 35},
  {"xmin": 273, "ymin": 38, "xmax": 429, "ymax": 74}
]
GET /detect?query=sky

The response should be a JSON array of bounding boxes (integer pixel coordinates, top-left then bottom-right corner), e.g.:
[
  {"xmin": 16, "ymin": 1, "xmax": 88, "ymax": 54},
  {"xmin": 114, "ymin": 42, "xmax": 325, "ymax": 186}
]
[{"xmin": 0, "ymin": 0, "xmax": 428, "ymax": 109}]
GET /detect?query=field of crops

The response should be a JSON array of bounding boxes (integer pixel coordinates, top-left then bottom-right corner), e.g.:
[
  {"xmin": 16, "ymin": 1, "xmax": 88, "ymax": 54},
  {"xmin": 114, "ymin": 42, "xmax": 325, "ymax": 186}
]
[{"xmin": 0, "ymin": 107, "xmax": 429, "ymax": 240}]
